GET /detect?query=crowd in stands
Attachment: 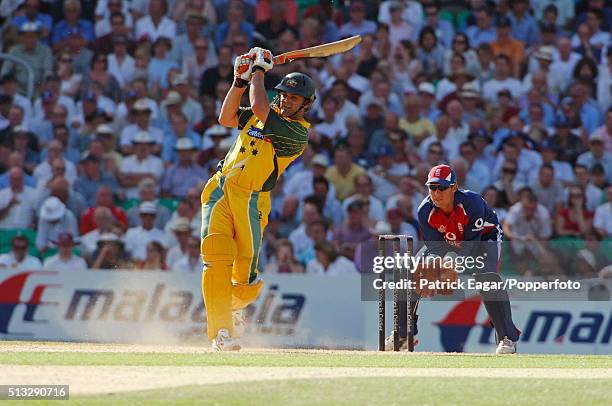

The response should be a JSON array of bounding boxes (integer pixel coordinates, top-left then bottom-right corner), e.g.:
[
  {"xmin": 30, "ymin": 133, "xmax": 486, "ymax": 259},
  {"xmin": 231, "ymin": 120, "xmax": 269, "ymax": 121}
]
[{"xmin": 0, "ymin": 0, "xmax": 610, "ymax": 279}]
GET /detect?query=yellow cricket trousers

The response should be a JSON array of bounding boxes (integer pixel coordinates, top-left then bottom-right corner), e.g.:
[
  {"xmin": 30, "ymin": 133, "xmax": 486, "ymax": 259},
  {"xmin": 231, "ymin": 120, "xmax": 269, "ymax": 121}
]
[{"xmin": 200, "ymin": 172, "xmax": 270, "ymax": 339}]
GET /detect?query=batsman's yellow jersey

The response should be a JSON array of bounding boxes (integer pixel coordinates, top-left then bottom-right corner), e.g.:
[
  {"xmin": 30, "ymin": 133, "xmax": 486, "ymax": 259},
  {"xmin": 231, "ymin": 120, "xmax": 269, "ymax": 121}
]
[{"xmin": 219, "ymin": 106, "xmax": 310, "ymax": 191}]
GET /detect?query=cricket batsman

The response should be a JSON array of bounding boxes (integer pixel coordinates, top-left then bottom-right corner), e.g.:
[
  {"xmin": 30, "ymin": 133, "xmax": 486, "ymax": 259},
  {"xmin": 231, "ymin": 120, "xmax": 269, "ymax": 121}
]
[
  {"xmin": 200, "ymin": 47, "xmax": 315, "ymax": 350},
  {"xmin": 387, "ymin": 164, "xmax": 520, "ymax": 354}
]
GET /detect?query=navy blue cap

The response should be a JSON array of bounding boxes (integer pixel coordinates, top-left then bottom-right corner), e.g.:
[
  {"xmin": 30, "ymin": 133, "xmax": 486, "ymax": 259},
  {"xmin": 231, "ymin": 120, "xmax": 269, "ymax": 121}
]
[
  {"xmin": 426, "ymin": 164, "xmax": 457, "ymax": 187},
  {"xmin": 540, "ymin": 138, "xmax": 558, "ymax": 151}
]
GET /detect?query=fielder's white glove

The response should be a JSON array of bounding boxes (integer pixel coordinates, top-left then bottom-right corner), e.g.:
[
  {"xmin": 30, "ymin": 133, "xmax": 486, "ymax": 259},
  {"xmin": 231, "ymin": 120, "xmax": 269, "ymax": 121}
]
[
  {"xmin": 234, "ymin": 53, "xmax": 253, "ymax": 81},
  {"xmin": 249, "ymin": 47, "xmax": 273, "ymax": 73}
]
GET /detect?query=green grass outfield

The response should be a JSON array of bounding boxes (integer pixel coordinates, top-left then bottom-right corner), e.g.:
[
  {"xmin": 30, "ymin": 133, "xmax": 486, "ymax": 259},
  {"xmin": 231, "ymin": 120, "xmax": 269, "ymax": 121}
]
[{"xmin": 1, "ymin": 342, "xmax": 611, "ymax": 406}]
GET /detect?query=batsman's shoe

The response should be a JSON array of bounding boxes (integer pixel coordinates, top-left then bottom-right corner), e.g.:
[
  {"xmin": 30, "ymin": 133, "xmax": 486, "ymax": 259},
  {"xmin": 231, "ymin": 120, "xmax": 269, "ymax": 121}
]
[
  {"xmin": 384, "ymin": 333, "xmax": 419, "ymax": 351},
  {"xmin": 212, "ymin": 329, "xmax": 241, "ymax": 352},
  {"xmin": 496, "ymin": 336, "xmax": 517, "ymax": 354},
  {"xmin": 232, "ymin": 309, "xmax": 247, "ymax": 338}
]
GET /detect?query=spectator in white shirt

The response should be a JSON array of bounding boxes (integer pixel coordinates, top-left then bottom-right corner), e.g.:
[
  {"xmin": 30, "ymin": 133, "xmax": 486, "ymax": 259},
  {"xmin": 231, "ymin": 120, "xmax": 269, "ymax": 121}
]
[
  {"xmin": 119, "ymin": 99, "xmax": 163, "ymax": 155},
  {"xmin": 32, "ymin": 139, "xmax": 77, "ymax": 185},
  {"xmin": 165, "ymin": 217, "xmax": 192, "ymax": 269},
  {"xmin": 43, "ymin": 232, "xmax": 87, "ymax": 271},
  {"xmin": 483, "ymin": 54, "xmax": 523, "ymax": 102},
  {"xmin": 36, "ymin": 196, "xmax": 78, "ymax": 254},
  {"xmin": 172, "ymin": 235, "xmax": 203, "ymax": 273},
  {"xmin": 107, "ymin": 34, "xmax": 135, "ymax": 87},
  {"xmin": 119, "ymin": 131, "xmax": 164, "ymax": 199},
  {"xmin": 503, "ymin": 191, "xmax": 553, "ymax": 260},
  {"xmin": 594, "ymin": 185, "xmax": 612, "ymax": 239},
  {"xmin": 0, "ymin": 167, "xmax": 37, "ymax": 229},
  {"xmin": 123, "ymin": 201, "xmax": 166, "ymax": 261},
  {"xmin": 134, "ymin": 0, "xmax": 176, "ymax": 42},
  {"xmin": 306, "ymin": 241, "xmax": 358, "ymax": 275},
  {"xmin": 0, "ymin": 235, "xmax": 42, "ymax": 270}
]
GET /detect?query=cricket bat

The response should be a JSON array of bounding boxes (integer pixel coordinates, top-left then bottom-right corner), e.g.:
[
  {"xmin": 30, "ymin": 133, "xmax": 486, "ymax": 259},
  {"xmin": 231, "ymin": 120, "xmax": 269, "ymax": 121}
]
[{"xmin": 272, "ymin": 35, "xmax": 362, "ymax": 65}]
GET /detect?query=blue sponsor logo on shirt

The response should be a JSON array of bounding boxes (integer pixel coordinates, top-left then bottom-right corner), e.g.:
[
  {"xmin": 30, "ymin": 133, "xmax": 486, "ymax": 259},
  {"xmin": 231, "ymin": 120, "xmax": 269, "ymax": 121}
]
[{"xmin": 247, "ymin": 126, "xmax": 264, "ymax": 140}]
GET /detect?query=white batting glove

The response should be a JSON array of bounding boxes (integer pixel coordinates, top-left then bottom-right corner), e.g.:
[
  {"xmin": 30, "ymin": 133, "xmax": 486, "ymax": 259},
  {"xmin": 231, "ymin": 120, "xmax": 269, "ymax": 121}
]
[
  {"xmin": 234, "ymin": 54, "xmax": 253, "ymax": 81},
  {"xmin": 249, "ymin": 47, "xmax": 274, "ymax": 73}
]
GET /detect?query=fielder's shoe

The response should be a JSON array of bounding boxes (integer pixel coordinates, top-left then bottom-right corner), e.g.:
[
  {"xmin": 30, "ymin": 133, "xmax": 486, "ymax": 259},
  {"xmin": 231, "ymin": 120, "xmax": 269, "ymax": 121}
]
[
  {"xmin": 212, "ymin": 329, "xmax": 241, "ymax": 352},
  {"xmin": 232, "ymin": 309, "xmax": 247, "ymax": 338},
  {"xmin": 496, "ymin": 336, "xmax": 517, "ymax": 354},
  {"xmin": 384, "ymin": 333, "xmax": 419, "ymax": 351}
]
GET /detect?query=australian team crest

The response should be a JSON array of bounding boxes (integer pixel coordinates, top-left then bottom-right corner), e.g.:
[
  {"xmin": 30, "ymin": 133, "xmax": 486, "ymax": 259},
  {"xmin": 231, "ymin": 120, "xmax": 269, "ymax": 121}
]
[{"xmin": 285, "ymin": 78, "xmax": 298, "ymax": 88}]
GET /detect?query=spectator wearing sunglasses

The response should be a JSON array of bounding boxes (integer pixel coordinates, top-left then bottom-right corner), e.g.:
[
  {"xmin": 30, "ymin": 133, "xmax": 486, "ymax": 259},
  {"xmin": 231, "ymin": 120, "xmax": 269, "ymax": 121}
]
[{"xmin": 0, "ymin": 235, "xmax": 42, "ymax": 270}]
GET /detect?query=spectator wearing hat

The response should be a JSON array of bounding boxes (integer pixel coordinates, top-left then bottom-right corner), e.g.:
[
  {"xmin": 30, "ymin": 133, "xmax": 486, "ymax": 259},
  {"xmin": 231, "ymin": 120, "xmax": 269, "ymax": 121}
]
[
  {"xmin": 171, "ymin": 235, "xmax": 203, "ymax": 273},
  {"xmin": 91, "ymin": 232, "xmax": 132, "ymax": 269},
  {"xmin": 465, "ymin": 6, "xmax": 497, "ymax": 48},
  {"xmin": 578, "ymin": 133, "xmax": 611, "ymax": 183},
  {"xmin": 161, "ymin": 138, "xmax": 207, "ymax": 199},
  {"xmin": 482, "ymin": 55, "xmax": 523, "ymax": 102},
  {"xmin": 306, "ymin": 240, "xmax": 358, "ymax": 275},
  {"xmin": 126, "ymin": 178, "xmax": 171, "ymax": 229},
  {"xmin": 107, "ymin": 34, "xmax": 135, "ymax": 87},
  {"xmin": 94, "ymin": 0, "xmax": 133, "ymax": 38},
  {"xmin": 123, "ymin": 201, "xmax": 166, "ymax": 261},
  {"xmin": 0, "ymin": 21, "xmax": 52, "ymax": 93},
  {"xmin": 36, "ymin": 196, "xmax": 78, "ymax": 254},
  {"xmin": 594, "ymin": 185, "xmax": 612, "ymax": 239},
  {"xmin": 119, "ymin": 99, "xmax": 163, "ymax": 154},
  {"xmin": 51, "ymin": 0, "xmax": 94, "ymax": 50},
  {"xmin": 284, "ymin": 153, "xmax": 332, "ymax": 198},
  {"xmin": 119, "ymin": 131, "xmax": 164, "ymax": 199},
  {"xmin": 134, "ymin": 0, "xmax": 176, "ymax": 42},
  {"xmin": 0, "ymin": 167, "xmax": 37, "ymax": 229},
  {"xmin": 36, "ymin": 176, "xmax": 88, "ymax": 225},
  {"xmin": 417, "ymin": 82, "xmax": 442, "ymax": 122},
  {"xmin": 172, "ymin": 74, "xmax": 204, "ymax": 125},
  {"xmin": 0, "ymin": 235, "xmax": 42, "ymax": 270},
  {"xmin": 43, "ymin": 232, "xmax": 87, "ymax": 271},
  {"xmin": 165, "ymin": 217, "xmax": 192, "ymax": 268},
  {"xmin": 491, "ymin": 16, "xmax": 524, "ymax": 78},
  {"xmin": 197, "ymin": 124, "xmax": 231, "ymax": 165},
  {"xmin": 161, "ymin": 111, "xmax": 201, "ymax": 164},
  {"xmin": 80, "ymin": 186, "xmax": 127, "ymax": 234}
]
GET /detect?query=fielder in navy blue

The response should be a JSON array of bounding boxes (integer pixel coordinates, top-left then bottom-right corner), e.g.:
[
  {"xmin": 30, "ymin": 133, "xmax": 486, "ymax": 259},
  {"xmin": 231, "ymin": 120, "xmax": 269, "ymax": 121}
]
[{"xmin": 414, "ymin": 164, "xmax": 520, "ymax": 354}]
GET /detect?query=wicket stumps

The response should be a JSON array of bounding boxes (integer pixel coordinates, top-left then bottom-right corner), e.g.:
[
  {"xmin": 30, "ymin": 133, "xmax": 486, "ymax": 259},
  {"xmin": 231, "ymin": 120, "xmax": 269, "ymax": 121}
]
[{"xmin": 377, "ymin": 234, "xmax": 415, "ymax": 352}]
